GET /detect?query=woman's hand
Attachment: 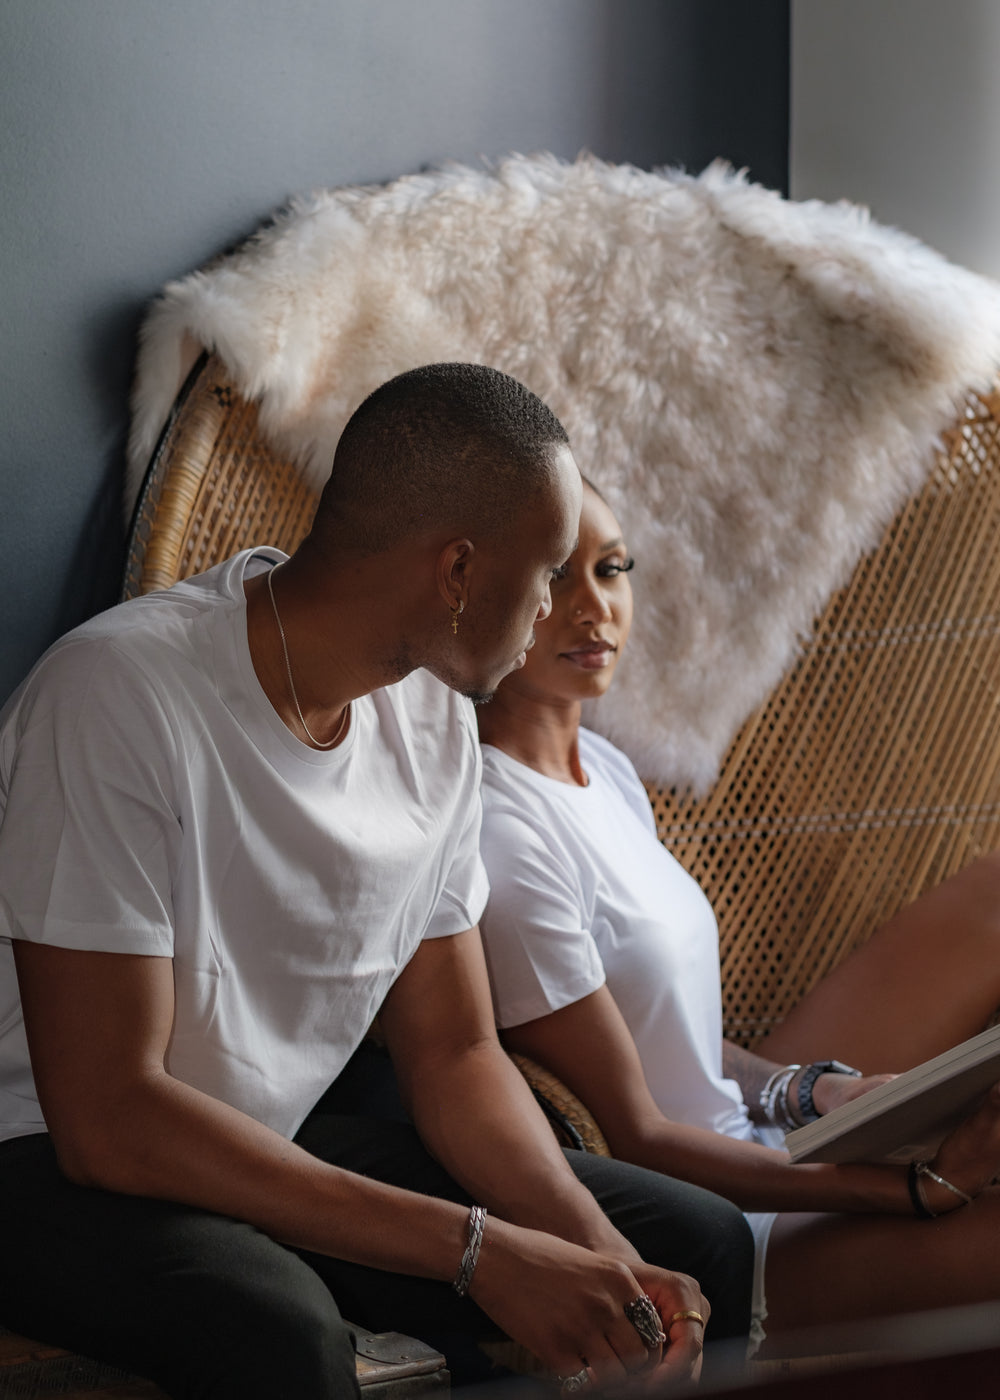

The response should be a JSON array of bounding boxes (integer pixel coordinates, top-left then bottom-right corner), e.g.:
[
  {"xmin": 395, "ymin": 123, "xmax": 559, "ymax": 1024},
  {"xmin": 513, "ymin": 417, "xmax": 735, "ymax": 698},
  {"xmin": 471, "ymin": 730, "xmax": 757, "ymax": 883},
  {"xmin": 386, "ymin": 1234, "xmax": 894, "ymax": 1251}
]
[
  {"xmin": 468, "ymin": 1218, "xmax": 707, "ymax": 1390},
  {"xmin": 920, "ymin": 1080, "xmax": 1000, "ymax": 1213},
  {"xmin": 810, "ymin": 1070, "xmax": 896, "ymax": 1117}
]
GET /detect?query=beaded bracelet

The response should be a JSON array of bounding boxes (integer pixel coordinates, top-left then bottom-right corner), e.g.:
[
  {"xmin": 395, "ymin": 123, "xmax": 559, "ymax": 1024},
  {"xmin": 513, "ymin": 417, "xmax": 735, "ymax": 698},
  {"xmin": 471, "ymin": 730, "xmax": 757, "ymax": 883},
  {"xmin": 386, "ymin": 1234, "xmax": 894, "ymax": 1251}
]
[{"xmin": 453, "ymin": 1205, "xmax": 488, "ymax": 1296}]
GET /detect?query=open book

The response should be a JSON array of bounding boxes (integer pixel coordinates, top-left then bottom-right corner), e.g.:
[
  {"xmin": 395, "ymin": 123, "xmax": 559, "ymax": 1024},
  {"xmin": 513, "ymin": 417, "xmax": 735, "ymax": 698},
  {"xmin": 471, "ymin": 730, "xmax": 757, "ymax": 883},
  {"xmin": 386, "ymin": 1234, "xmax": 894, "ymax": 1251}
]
[{"xmin": 784, "ymin": 1022, "xmax": 1000, "ymax": 1164}]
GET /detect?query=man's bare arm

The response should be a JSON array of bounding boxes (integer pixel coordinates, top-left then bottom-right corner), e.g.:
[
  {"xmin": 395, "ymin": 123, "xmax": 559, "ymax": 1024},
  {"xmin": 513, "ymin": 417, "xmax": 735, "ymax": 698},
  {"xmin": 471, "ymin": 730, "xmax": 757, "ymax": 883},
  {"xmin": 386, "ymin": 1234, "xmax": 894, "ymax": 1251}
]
[
  {"xmin": 14, "ymin": 941, "xmax": 472, "ymax": 1277},
  {"xmin": 380, "ymin": 928, "xmax": 710, "ymax": 1380},
  {"xmin": 14, "ymin": 938, "xmax": 702, "ymax": 1384},
  {"xmin": 380, "ymin": 928, "xmax": 644, "ymax": 1255}
]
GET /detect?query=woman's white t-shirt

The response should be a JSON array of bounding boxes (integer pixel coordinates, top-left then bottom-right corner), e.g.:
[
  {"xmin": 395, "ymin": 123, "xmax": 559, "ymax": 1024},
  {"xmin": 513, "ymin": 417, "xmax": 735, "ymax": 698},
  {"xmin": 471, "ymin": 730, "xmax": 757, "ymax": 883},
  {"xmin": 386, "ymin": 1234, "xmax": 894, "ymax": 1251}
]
[
  {"xmin": 0, "ymin": 549, "xmax": 488, "ymax": 1144},
  {"xmin": 479, "ymin": 729, "xmax": 753, "ymax": 1142}
]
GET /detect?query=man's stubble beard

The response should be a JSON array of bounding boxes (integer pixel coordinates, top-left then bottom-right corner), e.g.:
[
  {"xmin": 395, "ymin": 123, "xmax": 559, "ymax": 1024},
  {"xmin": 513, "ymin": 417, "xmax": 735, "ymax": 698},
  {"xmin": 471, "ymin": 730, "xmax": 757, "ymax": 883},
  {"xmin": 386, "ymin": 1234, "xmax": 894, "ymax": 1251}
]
[{"xmin": 386, "ymin": 638, "xmax": 498, "ymax": 706}]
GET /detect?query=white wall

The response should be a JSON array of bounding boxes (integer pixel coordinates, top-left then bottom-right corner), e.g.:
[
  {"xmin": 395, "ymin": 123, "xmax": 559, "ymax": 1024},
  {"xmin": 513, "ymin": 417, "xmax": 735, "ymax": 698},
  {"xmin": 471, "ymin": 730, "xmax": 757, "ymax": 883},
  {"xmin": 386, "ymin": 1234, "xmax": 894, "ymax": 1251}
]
[{"xmin": 791, "ymin": 0, "xmax": 1000, "ymax": 280}]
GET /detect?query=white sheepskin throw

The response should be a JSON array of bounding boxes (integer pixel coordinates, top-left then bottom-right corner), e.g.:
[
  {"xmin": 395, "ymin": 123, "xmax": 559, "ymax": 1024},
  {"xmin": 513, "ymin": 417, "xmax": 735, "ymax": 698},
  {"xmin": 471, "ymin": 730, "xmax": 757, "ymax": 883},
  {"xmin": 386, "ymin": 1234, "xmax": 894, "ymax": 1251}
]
[{"xmin": 128, "ymin": 153, "xmax": 1000, "ymax": 791}]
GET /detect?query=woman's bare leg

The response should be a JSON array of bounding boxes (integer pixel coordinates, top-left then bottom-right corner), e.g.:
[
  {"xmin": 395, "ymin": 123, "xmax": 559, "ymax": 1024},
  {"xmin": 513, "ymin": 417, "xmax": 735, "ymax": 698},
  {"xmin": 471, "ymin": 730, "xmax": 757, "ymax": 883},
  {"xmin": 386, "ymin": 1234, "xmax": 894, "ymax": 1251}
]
[
  {"xmin": 760, "ymin": 1186, "xmax": 1000, "ymax": 1354},
  {"xmin": 759, "ymin": 852, "xmax": 1000, "ymax": 1073}
]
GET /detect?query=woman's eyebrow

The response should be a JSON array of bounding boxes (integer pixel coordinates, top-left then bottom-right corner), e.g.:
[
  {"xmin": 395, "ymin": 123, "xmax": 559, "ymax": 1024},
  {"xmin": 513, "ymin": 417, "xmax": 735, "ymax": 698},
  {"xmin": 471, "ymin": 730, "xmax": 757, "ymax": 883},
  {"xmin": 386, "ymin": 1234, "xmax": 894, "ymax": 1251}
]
[{"xmin": 599, "ymin": 536, "xmax": 625, "ymax": 551}]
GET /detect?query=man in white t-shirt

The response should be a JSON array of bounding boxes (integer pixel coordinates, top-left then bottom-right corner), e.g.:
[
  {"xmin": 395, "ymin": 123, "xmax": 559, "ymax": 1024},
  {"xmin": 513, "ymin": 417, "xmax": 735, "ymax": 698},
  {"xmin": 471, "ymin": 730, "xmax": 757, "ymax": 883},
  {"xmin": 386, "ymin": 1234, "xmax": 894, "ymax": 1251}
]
[{"xmin": 0, "ymin": 363, "xmax": 752, "ymax": 1398}]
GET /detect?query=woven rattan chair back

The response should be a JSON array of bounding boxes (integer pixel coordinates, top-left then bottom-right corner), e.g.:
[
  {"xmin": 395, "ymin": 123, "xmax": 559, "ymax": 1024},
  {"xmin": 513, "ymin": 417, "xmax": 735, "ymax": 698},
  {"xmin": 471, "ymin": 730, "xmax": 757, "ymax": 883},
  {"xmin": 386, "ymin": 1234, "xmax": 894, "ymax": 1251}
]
[
  {"xmin": 123, "ymin": 353, "xmax": 318, "ymax": 600},
  {"xmin": 648, "ymin": 383, "xmax": 1000, "ymax": 1047}
]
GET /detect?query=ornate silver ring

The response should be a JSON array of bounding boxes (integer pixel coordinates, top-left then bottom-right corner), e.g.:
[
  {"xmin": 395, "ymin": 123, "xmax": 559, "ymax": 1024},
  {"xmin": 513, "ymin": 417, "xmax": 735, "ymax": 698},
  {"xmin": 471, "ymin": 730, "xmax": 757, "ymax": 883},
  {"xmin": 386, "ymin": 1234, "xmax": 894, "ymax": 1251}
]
[{"xmin": 623, "ymin": 1294, "xmax": 667, "ymax": 1349}]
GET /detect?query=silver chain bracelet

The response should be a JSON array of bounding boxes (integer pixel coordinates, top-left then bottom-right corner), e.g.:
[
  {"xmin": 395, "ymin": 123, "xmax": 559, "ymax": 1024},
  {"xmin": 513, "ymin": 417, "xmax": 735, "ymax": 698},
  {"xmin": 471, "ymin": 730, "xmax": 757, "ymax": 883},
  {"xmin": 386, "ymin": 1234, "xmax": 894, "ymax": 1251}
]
[{"xmin": 453, "ymin": 1205, "xmax": 488, "ymax": 1296}]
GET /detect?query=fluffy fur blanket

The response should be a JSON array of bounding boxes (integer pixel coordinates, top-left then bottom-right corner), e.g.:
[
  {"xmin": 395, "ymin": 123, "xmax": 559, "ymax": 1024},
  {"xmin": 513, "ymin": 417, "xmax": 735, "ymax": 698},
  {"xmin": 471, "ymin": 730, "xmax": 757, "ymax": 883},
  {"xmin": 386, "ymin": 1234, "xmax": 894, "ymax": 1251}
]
[{"xmin": 128, "ymin": 154, "xmax": 1000, "ymax": 790}]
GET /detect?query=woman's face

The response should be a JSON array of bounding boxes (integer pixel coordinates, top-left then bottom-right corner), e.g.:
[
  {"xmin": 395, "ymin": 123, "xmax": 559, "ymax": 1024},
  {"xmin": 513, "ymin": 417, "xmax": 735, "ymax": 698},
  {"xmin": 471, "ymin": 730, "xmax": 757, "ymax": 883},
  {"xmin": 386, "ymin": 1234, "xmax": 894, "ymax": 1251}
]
[{"xmin": 510, "ymin": 484, "xmax": 634, "ymax": 706}]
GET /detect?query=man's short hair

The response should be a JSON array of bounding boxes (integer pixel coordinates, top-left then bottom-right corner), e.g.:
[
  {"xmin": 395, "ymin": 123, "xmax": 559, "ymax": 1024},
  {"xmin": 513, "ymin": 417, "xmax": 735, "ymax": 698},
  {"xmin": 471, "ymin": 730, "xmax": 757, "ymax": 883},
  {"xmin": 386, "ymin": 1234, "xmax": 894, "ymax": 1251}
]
[{"xmin": 310, "ymin": 363, "xmax": 570, "ymax": 555}]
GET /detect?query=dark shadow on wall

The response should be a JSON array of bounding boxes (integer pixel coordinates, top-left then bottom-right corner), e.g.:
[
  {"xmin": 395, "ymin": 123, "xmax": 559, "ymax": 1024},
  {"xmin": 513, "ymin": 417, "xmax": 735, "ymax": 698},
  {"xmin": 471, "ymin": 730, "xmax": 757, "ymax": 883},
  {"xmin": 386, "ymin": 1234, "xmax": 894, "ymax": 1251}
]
[
  {"xmin": 58, "ymin": 448, "xmax": 128, "ymax": 636},
  {"xmin": 52, "ymin": 300, "xmax": 143, "ymax": 641},
  {"xmin": 602, "ymin": 0, "xmax": 790, "ymax": 191}
]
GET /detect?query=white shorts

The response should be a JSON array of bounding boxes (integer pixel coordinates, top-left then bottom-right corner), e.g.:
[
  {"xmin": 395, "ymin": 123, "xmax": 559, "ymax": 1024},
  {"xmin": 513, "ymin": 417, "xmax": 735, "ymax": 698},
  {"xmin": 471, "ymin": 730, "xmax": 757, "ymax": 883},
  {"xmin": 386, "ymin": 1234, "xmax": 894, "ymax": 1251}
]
[
  {"xmin": 743, "ymin": 1208, "xmax": 778, "ymax": 1356},
  {"xmin": 743, "ymin": 1125, "xmax": 785, "ymax": 1356}
]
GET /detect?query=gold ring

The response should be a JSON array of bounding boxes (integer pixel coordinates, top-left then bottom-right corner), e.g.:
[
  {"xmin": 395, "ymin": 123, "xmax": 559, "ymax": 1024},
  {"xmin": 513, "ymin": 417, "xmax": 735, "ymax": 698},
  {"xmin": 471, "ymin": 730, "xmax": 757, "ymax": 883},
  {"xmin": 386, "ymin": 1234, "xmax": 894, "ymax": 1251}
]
[{"xmin": 668, "ymin": 1310, "xmax": 705, "ymax": 1328}]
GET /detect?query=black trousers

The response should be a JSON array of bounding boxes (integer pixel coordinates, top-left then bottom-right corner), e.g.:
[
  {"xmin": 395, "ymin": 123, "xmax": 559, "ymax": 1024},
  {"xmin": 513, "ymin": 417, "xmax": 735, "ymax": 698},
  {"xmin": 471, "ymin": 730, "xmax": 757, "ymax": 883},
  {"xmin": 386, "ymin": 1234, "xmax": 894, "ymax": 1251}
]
[{"xmin": 0, "ymin": 1115, "xmax": 752, "ymax": 1400}]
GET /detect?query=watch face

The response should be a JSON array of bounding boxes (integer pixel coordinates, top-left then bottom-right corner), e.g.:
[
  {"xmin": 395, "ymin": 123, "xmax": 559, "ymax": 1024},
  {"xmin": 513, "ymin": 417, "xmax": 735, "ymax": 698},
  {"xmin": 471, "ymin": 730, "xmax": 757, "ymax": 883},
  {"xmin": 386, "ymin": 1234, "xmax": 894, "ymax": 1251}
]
[{"xmin": 827, "ymin": 1060, "xmax": 862, "ymax": 1076}]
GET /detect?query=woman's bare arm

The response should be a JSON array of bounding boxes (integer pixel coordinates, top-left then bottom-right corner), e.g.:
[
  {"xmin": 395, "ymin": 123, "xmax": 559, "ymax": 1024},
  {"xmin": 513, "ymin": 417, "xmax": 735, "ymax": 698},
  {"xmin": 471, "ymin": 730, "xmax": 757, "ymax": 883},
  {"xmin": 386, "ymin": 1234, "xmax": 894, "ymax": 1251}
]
[
  {"xmin": 721, "ymin": 1038, "xmax": 891, "ymax": 1124},
  {"xmin": 501, "ymin": 984, "xmax": 989, "ymax": 1215}
]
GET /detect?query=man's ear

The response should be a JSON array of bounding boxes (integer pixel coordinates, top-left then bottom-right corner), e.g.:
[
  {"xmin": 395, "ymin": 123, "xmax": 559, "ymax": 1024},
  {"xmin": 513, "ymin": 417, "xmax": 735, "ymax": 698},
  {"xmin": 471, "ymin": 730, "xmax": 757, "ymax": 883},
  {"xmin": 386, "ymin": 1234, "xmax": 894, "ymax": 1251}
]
[{"xmin": 436, "ymin": 538, "xmax": 475, "ymax": 611}]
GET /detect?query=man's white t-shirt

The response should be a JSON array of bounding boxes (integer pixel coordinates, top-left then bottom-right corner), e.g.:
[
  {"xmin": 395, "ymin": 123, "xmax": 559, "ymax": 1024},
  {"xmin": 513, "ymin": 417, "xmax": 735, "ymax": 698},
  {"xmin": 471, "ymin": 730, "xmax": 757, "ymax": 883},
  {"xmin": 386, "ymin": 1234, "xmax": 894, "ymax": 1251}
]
[
  {"xmin": 478, "ymin": 729, "xmax": 753, "ymax": 1142},
  {"xmin": 0, "ymin": 549, "xmax": 488, "ymax": 1144}
]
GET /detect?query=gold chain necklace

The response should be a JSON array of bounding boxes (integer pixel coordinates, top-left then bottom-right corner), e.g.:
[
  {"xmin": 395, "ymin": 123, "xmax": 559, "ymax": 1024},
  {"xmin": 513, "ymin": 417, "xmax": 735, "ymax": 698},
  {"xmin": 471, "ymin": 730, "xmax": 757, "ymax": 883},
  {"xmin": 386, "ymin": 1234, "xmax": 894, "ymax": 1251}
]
[{"xmin": 266, "ymin": 565, "xmax": 350, "ymax": 749}]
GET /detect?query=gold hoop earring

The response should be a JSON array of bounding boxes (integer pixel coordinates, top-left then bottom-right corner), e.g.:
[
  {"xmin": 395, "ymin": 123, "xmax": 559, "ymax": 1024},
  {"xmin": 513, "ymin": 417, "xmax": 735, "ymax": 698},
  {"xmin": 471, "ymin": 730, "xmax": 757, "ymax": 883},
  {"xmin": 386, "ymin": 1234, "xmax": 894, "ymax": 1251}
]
[{"xmin": 450, "ymin": 601, "xmax": 465, "ymax": 635}]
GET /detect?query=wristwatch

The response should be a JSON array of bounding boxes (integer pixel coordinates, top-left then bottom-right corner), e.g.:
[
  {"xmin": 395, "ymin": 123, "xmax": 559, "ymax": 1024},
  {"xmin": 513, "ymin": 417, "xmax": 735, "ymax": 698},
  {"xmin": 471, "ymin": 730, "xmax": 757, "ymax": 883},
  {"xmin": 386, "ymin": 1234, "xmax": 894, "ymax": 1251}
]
[{"xmin": 796, "ymin": 1059, "xmax": 862, "ymax": 1123}]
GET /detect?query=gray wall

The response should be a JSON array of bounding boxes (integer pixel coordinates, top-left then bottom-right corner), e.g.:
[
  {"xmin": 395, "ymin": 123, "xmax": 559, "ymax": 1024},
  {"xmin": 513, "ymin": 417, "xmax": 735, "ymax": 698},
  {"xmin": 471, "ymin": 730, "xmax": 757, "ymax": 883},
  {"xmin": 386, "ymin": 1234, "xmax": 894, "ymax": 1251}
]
[
  {"xmin": 791, "ymin": 0, "xmax": 1000, "ymax": 280},
  {"xmin": 1, "ymin": 0, "xmax": 789, "ymax": 703}
]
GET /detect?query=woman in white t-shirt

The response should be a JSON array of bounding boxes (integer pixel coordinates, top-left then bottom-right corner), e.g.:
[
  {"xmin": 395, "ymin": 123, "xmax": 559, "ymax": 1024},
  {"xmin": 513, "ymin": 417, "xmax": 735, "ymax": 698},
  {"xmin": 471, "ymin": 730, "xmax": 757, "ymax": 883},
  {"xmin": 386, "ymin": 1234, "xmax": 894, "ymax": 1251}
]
[{"xmin": 476, "ymin": 480, "xmax": 1000, "ymax": 1354}]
